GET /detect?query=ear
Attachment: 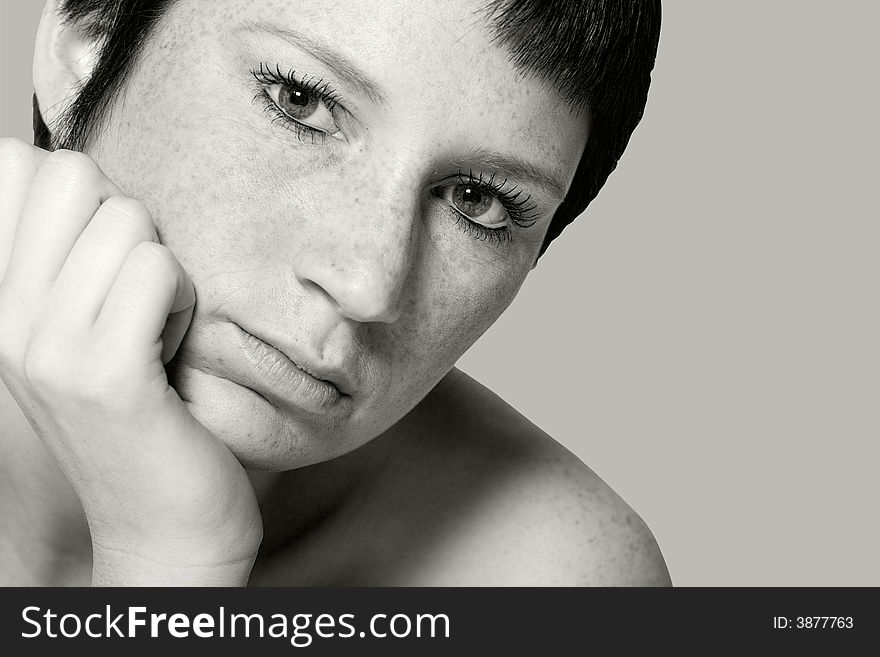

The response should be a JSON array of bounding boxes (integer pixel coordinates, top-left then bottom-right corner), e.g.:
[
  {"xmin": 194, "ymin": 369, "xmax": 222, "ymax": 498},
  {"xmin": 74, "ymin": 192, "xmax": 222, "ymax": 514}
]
[{"xmin": 32, "ymin": 0, "xmax": 103, "ymax": 131}]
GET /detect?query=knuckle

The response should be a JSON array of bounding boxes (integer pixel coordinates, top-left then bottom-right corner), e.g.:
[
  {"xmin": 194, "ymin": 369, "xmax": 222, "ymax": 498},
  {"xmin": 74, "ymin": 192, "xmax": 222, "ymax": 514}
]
[
  {"xmin": 43, "ymin": 148, "xmax": 103, "ymax": 184},
  {"xmin": 130, "ymin": 241, "xmax": 175, "ymax": 272},
  {"xmin": 99, "ymin": 195, "xmax": 157, "ymax": 241},
  {"xmin": 101, "ymin": 194, "xmax": 149, "ymax": 219},
  {"xmin": 126, "ymin": 242, "xmax": 180, "ymax": 292},
  {"xmin": 0, "ymin": 137, "xmax": 35, "ymax": 171},
  {"xmin": 22, "ymin": 335, "xmax": 66, "ymax": 391}
]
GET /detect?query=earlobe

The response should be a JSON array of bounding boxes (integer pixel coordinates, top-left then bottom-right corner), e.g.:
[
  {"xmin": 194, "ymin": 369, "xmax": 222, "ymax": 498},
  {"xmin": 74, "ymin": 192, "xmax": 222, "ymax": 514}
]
[{"xmin": 32, "ymin": 0, "xmax": 102, "ymax": 131}]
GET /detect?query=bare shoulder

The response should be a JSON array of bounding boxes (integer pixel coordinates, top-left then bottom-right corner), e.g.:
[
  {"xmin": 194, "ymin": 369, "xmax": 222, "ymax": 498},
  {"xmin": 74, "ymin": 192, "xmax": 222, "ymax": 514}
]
[{"xmin": 390, "ymin": 368, "xmax": 672, "ymax": 586}]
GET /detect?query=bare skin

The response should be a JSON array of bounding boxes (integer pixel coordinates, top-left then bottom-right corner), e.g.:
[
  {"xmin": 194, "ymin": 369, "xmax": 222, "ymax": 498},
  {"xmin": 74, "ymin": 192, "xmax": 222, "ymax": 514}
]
[
  {"xmin": 249, "ymin": 370, "xmax": 671, "ymax": 586},
  {"xmin": 0, "ymin": 0, "xmax": 670, "ymax": 586},
  {"xmin": 1, "ymin": 367, "xmax": 670, "ymax": 586}
]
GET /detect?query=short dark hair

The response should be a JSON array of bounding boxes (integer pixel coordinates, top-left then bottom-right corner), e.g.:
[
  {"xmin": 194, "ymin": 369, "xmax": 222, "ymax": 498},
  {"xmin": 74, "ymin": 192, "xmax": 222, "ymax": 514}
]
[{"xmin": 35, "ymin": 0, "xmax": 661, "ymax": 257}]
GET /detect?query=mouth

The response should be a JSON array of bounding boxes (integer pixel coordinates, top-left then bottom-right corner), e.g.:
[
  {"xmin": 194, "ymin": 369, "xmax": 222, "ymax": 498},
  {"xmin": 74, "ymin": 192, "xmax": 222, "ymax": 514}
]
[{"xmin": 229, "ymin": 321, "xmax": 353, "ymax": 413}]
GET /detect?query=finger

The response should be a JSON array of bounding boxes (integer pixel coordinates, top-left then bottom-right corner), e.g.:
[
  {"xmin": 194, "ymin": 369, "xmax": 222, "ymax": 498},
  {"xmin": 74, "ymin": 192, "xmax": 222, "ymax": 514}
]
[
  {"xmin": 161, "ymin": 305, "xmax": 195, "ymax": 365},
  {"xmin": 94, "ymin": 242, "xmax": 196, "ymax": 363},
  {"xmin": 49, "ymin": 196, "xmax": 158, "ymax": 328},
  {"xmin": 4, "ymin": 149, "xmax": 121, "ymax": 297},
  {"xmin": 0, "ymin": 139, "xmax": 50, "ymax": 281}
]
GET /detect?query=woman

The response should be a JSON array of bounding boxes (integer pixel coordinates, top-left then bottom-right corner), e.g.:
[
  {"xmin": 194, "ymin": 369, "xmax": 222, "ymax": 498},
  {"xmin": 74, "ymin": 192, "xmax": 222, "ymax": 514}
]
[{"xmin": 0, "ymin": 0, "xmax": 669, "ymax": 586}]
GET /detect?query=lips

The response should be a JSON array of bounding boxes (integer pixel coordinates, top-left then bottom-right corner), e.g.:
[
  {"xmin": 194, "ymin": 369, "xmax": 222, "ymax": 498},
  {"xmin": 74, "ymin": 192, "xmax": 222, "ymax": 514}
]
[{"xmin": 229, "ymin": 321, "xmax": 355, "ymax": 414}]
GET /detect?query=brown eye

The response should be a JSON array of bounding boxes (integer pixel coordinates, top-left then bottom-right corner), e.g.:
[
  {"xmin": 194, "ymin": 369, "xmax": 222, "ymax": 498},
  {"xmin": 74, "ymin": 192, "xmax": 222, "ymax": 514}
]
[
  {"xmin": 452, "ymin": 184, "xmax": 493, "ymax": 218},
  {"xmin": 266, "ymin": 83, "xmax": 343, "ymax": 139},
  {"xmin": 432, "ymin": 182, "xmax": 509, "ymax": 228},
  {"xmin": 277, "ymin": 85, "xmax": 320, "ymax": 120}
]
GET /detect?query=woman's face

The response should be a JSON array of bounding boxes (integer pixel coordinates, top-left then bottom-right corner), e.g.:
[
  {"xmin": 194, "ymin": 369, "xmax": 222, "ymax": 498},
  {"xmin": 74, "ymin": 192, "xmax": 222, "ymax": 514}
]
[{"xmin": 83, "ymin": 0, "xmax": 588, "ymax": 469}]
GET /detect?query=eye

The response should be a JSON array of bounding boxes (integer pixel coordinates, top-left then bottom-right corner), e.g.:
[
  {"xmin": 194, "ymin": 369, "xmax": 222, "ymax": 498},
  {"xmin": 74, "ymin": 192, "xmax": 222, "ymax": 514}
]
[
  {"xmin": 266, "ymin": 82, "xmax": 343, "ymax": 139},
  {"xmin": 431, "ymin": 182, "xmax": 509, "ymax": 229}
]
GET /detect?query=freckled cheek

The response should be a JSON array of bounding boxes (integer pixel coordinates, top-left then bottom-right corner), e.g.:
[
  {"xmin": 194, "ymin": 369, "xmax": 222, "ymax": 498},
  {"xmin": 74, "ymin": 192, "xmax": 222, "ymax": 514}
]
[
  {"xmin": 392, "ymin": 250, "xmax": 524, "ymax": 372},
  {"xmin": 94, "ymin": 68, "xmax": 330, "ymax": 275},
  {"xmin": 100, "ymin": 129, "xmax": 323, "ymax": 285}
]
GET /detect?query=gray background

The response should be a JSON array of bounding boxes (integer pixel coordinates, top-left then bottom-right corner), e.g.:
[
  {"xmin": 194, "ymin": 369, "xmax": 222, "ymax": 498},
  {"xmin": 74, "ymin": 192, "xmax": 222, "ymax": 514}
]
[{"xmin": 2, "ymin": 1, "xmax": 877, "ymax": 585}]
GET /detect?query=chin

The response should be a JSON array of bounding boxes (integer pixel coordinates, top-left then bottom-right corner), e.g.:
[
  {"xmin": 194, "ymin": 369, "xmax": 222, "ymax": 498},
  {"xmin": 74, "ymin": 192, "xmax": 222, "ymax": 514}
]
[{"xmin": 170, "ymin": 361, "xmax": 363, "ymax": 471}]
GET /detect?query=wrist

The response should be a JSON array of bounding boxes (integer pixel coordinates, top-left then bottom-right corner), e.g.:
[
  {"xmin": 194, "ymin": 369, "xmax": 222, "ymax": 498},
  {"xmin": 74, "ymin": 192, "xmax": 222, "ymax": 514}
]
[{"xmin": 91, "ymin": 541, "xmax": 258, "ymax": 586}]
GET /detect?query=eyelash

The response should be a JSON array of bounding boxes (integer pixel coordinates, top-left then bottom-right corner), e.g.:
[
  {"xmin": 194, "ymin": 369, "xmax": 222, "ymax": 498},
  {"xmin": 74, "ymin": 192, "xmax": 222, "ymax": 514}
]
[
  {"xmin": 250, "ymin": 63, "xmax": 343, "ymax": 145},
  {"xmin": 251, "ymin": 64, "xmax": 539, "ymax": 246},
  {"xmin": 436, "ymin": 170, "xmax": 540, "ymax": 245}
]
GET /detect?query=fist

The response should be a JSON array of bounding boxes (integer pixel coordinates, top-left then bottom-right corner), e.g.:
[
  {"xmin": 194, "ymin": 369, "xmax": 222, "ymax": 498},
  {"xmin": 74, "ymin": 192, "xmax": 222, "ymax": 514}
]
[{"xmin": 0, "ymin": 139, "xmax": 262, "ymax": 585}]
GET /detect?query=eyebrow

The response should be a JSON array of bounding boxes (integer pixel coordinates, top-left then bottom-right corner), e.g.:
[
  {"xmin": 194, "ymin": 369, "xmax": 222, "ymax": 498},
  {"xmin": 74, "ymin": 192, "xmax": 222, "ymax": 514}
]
[
  {"xmin": 238, "ymin": 20, "xmax": 390, "ymax": 108},
  {"xmin": 454, "ymin": 148, "xmax": 570, "ymax": 201},
  {"xmin": 238, "ymin": 21, "xmax": 569, "ymax": 201}
]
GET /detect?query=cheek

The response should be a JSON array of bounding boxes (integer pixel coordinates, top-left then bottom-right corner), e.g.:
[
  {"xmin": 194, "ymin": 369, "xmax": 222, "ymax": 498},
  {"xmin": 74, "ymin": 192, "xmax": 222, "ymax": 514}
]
[
  {"xmin": 384, "ymin": 227, "xmax": 526, "ymax": 380},
  {"xmin": 91, "ymin": 104, "xmax": 311, "ymax": 300},
  {"xmin": 87, "ymin": 37, "xmax": 312, "ymax": 285}
]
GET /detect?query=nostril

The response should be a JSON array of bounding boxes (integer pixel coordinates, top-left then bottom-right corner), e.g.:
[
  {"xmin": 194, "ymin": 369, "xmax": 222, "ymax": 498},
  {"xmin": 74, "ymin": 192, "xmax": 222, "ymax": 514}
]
[
  {"xmin": 345, "ymin": 299, "xmax": 402, "ymax": 324},
  {"xmin": 295, "ymin": 266, "xmax": 404, "ymax": 324},
  {"xmin": 291, "ymin": 216, "xmax": 417, "ymax": 325},
  {"xmin": 338, "ymin": 276, "xmax": 403, "ymax": 324}
]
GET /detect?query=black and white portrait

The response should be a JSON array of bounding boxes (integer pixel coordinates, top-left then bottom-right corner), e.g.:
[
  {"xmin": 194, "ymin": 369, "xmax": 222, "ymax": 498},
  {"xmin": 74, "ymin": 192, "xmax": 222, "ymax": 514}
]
[{"xmin": 1, "ymin": 0, "xmax": 875, "ymax": 589}]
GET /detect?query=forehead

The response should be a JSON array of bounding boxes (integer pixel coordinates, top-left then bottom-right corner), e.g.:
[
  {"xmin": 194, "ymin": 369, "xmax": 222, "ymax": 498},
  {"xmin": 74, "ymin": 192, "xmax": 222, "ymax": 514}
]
[
  {"xmin": 153, "ymin": 0, "xmax": 587, "ymax": 188},
  {"xmin": 199, "ymin": 0, "xmax": 535, "ymax": 96}
]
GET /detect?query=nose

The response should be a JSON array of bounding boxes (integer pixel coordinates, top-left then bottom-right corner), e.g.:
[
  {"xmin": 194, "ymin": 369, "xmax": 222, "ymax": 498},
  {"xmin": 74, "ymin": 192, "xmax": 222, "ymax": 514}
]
[{"xmin": 292, "ymin": 193, "xmax": 418, "ymax": 324}]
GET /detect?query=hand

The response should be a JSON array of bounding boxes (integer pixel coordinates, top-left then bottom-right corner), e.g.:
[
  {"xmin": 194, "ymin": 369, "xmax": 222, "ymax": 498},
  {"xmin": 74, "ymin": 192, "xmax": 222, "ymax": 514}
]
[{"xmin": 0, "ymin": 139, "xmax": 263, "ymax": 585}]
